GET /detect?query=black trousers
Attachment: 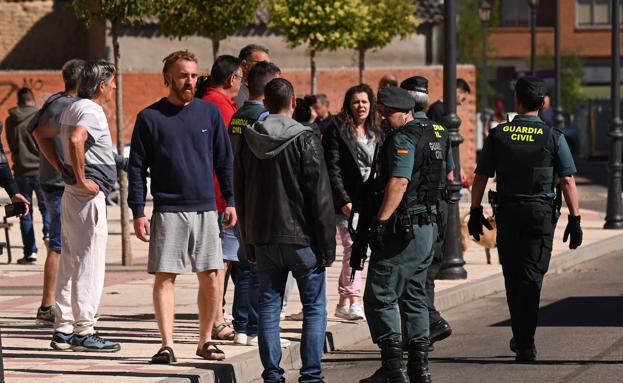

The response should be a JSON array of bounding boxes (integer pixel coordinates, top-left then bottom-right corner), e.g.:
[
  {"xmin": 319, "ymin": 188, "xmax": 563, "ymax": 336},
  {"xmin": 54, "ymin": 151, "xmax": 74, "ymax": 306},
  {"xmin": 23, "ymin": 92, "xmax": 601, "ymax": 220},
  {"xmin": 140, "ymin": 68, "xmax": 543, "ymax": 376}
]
[
  {"xmin": 497, "ymin": 199, "xmax": 556, "ymax": 350},
  {"xmin": 425, "ymin": 200, "xmax": 448, "ymax": 323}
]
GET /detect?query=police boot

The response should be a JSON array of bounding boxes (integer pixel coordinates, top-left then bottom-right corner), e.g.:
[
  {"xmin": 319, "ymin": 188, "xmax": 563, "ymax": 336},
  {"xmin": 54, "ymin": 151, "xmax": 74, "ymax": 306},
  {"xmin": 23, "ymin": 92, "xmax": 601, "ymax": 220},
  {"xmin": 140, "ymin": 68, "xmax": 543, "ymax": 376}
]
[
  {"xmin": 359, "ymin": 341, "xmax": 409, "ymax": 383},
  {"xmin": 407, "ymin": 343, "xmax": 432, "ymax": 383}
]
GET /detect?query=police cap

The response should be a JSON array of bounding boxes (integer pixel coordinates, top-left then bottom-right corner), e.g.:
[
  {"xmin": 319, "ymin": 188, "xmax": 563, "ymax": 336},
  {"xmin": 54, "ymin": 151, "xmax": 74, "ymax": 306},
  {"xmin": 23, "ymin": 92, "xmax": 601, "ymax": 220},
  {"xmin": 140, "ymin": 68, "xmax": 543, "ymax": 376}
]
[
  {"xmin": 378, "ymin": 86, "xmax": 415, "ymax": 112},
  {"xmin": 400, "ymin": 76, "xmax": 428, "ymax": 94},
  {"xmin": 515, "ymin": 76, "xmax": 547, "ymax": 110}
]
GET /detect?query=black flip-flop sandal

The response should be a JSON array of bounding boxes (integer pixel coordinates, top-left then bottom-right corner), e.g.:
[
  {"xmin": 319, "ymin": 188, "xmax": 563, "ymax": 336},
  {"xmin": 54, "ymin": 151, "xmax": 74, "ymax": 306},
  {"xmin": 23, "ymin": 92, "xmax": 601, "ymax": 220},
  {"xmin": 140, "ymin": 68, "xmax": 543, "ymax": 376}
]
[
  {"xmin": 196, "ymin": 342, "xmax": 226, "ymax": 361},
  {"xmin": 151, "ymin": 346, "xmax": 177, "ymax": 364}
]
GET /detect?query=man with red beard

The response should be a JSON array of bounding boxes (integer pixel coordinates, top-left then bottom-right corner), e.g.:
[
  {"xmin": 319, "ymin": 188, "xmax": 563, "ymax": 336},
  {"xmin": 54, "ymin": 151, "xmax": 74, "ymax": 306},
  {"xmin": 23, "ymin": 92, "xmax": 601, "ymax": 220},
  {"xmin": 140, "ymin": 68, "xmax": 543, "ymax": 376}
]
[{"xmin": 128, "ymin": 50, "xmax": 236, "ymax": 363}]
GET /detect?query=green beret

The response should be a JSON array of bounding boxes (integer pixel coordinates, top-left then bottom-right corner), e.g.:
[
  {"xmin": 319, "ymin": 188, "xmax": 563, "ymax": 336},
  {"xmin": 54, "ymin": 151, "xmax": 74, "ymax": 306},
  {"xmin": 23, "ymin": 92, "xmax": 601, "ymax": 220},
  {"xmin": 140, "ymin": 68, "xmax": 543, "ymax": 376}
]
[
  {"xmin": 378, "ymin": 86, "xmax": 415, "ymax": 112},
  {"xmin": 400, "ymin": 76, "xmax": 428, "ymax": 94}
]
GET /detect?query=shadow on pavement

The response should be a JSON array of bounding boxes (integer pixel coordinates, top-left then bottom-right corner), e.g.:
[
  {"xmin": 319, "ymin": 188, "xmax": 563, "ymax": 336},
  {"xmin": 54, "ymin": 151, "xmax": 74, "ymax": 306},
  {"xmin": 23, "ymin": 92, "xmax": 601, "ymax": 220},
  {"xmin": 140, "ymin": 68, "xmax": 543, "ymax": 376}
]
[
  {"xmin": 3, "ymin": 350, "xmax": 139, "ymax": 360},
  {"xmin": 104, "ymin": 313, "xmax": 201, "ymax": 322},
  {"xmin": 430, "ymin": 356, "xmax": 623, "ymax": 366},
  {"xmin": 7, "ymin": 368, "xmax": 205, "ymax": 382},
  {"xmin": 492, "ymin": 296, "xmax": 623, "ymax": 327},
  {"xmin": 575, "ymin": 159, "xmax": 608, "ymax": 187},
  {"xmin": 7, "ymin": 360, "xmax": 240, "ymax": 381}
]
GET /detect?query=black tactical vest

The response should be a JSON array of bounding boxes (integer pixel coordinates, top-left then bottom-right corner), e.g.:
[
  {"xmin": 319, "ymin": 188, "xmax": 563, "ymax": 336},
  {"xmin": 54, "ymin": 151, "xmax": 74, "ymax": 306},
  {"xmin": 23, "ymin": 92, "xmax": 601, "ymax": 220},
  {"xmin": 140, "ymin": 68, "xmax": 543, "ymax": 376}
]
[
  {"xmin": 401, "ymin": 121, "xmax": 445, "ymax": 207},
  {"xmin": 493, "ymin": 119, "xmax": 555, "ymax": 197}
]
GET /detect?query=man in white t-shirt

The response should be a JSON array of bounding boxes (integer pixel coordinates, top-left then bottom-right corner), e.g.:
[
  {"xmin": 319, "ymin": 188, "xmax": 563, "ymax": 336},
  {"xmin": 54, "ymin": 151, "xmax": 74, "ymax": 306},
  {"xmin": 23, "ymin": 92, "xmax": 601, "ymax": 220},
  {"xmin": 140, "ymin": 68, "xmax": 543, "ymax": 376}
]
[{"xmin": 48, "ymin": 61, "xmax": 120, "ymax": 352}]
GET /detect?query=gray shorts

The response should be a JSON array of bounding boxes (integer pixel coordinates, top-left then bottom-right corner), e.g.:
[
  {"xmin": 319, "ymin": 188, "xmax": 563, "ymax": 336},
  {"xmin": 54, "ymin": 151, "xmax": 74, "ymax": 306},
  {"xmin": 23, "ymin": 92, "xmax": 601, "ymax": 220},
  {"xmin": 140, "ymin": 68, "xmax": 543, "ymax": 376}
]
[{"xmin": 148, "ymin": 211, "xmax": 223, "ymax": 274}]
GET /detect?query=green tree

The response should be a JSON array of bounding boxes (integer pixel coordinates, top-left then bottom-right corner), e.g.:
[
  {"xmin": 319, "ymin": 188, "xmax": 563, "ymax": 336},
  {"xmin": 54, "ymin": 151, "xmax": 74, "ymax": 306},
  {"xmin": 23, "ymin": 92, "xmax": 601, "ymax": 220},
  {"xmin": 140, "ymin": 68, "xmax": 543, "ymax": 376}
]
[
  {"xmin": 458, "ymin": 0, "xmax": 499, "ymax": 110},
  {"xmin": 354, "ymin": 0, "xmax": 418, "ymax": 84},
  {"xmin": 70, "ymin": 0, "xmax": 154, "ymax": 265},
  {"xmin": 158, "ymin": 0, "xmax": 261, "ymax": 61},
  {"xmin": 269, "ymin": 0, "xmax": 363, "ymax": 93},
  {"xmin": 537, "ymin": 46, "xmax": 587, "ymax": 119}
]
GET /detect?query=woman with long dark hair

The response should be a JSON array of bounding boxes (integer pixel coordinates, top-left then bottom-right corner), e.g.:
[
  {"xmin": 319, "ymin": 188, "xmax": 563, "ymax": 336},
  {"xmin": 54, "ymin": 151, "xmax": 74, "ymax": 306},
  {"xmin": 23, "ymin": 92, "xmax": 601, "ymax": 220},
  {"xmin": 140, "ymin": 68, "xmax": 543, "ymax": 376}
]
[{"xmin": 322, "ymin": 84, "xmax": 382, "ymax": 321}]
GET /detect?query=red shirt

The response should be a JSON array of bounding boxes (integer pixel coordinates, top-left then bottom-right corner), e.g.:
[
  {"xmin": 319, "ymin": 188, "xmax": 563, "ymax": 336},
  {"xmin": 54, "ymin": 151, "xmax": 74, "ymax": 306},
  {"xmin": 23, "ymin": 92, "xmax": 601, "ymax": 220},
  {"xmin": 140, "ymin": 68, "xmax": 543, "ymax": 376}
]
[
  {"xmin": 202, "ymin": 88, "xmax": 237, "ymax": 213},
  {"xmin": 202, "ymin": 88, "xmax": 237, "ymax": 126}
]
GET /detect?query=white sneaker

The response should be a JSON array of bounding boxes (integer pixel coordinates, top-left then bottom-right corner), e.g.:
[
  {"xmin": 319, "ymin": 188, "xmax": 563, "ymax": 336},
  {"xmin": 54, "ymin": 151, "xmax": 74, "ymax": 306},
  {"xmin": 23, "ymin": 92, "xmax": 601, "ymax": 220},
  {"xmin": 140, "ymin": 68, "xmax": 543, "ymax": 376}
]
[
  {"xmin": 288, "ymin": 311, "xmax": 304, "ymax": 321},
  {"xmin": 349, "ymin": 303, "xmax": 366, "ymax": 321},
  {"xmin": 334, "ymin": 305, "xmax": 351, "ymax": 320},
  {"xmin": 234, "ymin": 333, "xmax": 248, "ymax": 345},
  {"xmin": 247, "ymin": 336, "xmax": 291, "ymax": 348}
]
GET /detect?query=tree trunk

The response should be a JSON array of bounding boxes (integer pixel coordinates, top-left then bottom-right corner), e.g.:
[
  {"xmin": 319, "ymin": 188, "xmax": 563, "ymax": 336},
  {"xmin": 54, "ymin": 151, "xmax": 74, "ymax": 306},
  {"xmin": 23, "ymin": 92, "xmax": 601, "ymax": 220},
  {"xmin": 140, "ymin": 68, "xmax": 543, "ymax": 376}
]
[
  {"xmin": 212, "ymin": 38, "xmax": 220, "ymax": 62},
  {"xmin": 0, "ymin": 326, "xmax": 5, "ymax": 383},
  {"xmin": 111, "ymin": 22, "xmax": 132, "ymax": 266},
  {"xmin": 358, "ymin": 46, "xmax": 365, "ymax": 84},
  {"xmin": 310, "ymin": 51, "xmax": 317, "ymax": 94}
]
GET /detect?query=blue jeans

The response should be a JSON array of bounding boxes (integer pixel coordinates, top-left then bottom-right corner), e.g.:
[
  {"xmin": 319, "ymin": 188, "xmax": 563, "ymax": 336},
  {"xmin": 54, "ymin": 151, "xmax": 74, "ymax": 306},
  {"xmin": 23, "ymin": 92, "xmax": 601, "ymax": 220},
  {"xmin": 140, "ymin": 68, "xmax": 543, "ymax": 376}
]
[
  {"xmin": 42, "ymin": 186, "xmax": 63, "ymax": 252},
  {"xmin": 232, "ymin": 245, "xmax": 259, "ymax": 337},
  {"xmin": 15, "ymin": 176, "xmax": 50, "ymax": 256},
  {"xmin": 256, "ymin": 244, "xmax": 327, "ymax": 383}
]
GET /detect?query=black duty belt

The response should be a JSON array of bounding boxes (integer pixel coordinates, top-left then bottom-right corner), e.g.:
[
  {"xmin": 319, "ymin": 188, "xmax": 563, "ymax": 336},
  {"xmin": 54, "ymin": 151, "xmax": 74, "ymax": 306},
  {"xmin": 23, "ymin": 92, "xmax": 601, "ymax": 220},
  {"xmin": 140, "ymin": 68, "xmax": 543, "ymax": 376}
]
[
  {"xmin": 409, "ymin": 211, "xmax": 438, "ymax": 226},
  {"xmin": 497, "ymin": 195, "xmax": 555, "ymax": 205}
]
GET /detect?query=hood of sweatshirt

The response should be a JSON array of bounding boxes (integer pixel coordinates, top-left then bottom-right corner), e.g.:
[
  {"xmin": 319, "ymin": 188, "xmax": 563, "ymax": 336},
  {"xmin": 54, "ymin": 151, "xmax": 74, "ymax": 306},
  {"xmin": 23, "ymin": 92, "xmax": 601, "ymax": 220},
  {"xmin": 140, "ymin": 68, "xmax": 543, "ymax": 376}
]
[
  {"xmin": 8, "ymin": 106, "xmax": 38, "ymax": 124},
  {"xmin": 244, "ymin": 114, "xmax": 313, "ymax": 159}
]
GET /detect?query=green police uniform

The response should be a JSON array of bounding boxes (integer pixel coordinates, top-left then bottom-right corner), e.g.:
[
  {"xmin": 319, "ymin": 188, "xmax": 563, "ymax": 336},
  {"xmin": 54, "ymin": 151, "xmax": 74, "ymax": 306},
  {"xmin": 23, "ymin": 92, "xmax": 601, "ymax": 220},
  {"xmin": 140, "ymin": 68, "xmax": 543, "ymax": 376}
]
[
  {"xmin": 476, "ymin": 113, "xmax": 576, "ymax": 353},
  {"xmin": 363, "ymin": 119, "xmax": 440, "ymax": 346},
  {"xmin": 400, "ymin": 78, "xmax": 456, "ymax": 339},
  {"xmin": 229, "ymin": 100, "xmax": 268, "ymax": 153},
  {"xmin": 413, "ymin": 112, "xmax": 454, "ymax": 174},
  {"xmin": 413, "ymin": 111, "xmax": 454, "ymax": 331}
]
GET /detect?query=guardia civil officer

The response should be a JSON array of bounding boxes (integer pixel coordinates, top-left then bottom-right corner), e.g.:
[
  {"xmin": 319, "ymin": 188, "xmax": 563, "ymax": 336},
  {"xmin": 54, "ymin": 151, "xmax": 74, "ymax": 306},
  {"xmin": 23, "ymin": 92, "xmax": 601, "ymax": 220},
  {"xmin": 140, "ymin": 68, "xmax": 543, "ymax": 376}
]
[
  {"xmin": 469, "ymin": 76, "xmax": 582, "ymax": 363},
  {"xmin": 361, "ymin": 86, "xmax": 444, "ymax": 383},
  {"xmin": 400, "ymin": 76, "xmax": 454, "ymax": 352}
]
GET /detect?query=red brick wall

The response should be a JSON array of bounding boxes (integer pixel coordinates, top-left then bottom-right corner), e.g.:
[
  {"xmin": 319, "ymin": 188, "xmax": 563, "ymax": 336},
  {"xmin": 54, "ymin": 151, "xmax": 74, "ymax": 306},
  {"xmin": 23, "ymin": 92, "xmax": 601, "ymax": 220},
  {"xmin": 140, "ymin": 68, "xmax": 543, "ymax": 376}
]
[
  {"xmin": 489, "ymin": 0, "xmax": 623, "ymax": 59},
  {"xmin": 0, "ymin": 65, "xmax": 477, "ymax": 178},
  {"xmin": 286, "ymin": 66, "xmax": 478, "ymax": 178}
]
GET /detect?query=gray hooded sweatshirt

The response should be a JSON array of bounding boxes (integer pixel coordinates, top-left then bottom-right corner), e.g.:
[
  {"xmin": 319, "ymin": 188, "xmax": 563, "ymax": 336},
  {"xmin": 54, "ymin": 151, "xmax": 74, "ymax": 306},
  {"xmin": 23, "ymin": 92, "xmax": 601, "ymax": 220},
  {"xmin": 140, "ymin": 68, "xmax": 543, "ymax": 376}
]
[{"xmin": 244, "ymin": 114, "xmax": 313, "ymax": 159}]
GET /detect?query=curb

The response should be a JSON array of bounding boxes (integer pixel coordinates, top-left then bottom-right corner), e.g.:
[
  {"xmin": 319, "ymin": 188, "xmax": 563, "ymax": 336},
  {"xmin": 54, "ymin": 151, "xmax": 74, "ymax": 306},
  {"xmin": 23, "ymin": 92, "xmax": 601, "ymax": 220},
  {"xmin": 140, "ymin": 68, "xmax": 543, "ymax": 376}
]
[
  {"xmin": 158, "ymin": 232, "xmax": 623, "ymax": 383},
  {"xmin": 436, "ymin": 232, "xmax": 623, "ymax": 312}
]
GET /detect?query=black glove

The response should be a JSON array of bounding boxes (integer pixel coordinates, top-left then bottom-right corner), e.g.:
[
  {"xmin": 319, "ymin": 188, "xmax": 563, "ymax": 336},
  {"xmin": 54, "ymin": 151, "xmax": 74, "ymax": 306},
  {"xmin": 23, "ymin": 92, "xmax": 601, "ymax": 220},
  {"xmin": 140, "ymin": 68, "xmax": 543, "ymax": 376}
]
[
  {"xmin": 563, "ymin": 215, "xmax": 582, "ymax": 249},
  {"xmin": 468, "ymin": 206, "xmax": 493, "ymax": 242},
  {"xmin": 368, "ymin": 217, "xmax": 388, "ymax": 250}
]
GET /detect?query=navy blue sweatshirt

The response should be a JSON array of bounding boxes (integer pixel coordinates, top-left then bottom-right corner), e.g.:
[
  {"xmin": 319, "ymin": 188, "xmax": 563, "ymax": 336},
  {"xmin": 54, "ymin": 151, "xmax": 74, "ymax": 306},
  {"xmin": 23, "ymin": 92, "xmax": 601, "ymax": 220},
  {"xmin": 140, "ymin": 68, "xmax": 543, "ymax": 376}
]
[{"xmin": 128, "ymin": 98, "xmax": 234, "ymax": 218}]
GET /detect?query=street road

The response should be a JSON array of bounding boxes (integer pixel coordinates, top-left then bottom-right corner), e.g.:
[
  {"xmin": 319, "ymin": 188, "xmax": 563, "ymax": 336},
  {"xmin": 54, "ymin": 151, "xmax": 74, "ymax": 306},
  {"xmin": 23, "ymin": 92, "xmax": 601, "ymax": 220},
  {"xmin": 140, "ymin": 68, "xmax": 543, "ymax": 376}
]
[{"xmin": 289, "ymin": 250, "xmax": 623, "ymax": 383}]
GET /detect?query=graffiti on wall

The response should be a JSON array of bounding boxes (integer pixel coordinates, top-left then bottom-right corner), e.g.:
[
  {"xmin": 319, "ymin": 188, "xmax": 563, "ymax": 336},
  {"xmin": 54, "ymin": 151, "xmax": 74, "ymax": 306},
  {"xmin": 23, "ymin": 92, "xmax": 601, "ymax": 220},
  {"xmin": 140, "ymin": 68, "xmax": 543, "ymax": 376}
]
[
  {"xmin": 0, "ymin": 78, "xmax": 47, "ymax": 110},
  {"xmin": 22, "ymin": 78, "xmax": 45, "ymax": 91},
  {"xmin": 0, "ymin": 82, "xmax": 18, "ymax": 109}
]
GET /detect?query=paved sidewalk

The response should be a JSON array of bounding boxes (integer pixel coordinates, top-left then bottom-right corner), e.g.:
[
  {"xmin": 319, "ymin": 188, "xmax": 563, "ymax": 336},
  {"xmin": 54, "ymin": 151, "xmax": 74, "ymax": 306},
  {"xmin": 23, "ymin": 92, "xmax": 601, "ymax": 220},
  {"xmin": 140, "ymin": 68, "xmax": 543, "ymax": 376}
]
[{"xmin": 0, "ymin": 192, "xmax": 621, "ymax": 382}]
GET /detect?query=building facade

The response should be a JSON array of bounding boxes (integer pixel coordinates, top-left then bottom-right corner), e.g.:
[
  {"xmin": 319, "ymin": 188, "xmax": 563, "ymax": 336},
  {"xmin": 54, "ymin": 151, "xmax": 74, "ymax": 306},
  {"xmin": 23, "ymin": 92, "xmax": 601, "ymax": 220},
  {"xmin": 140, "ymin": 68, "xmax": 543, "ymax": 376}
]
[
  {"xmin": 483, "ymin": 0, "xmax": 623, "ymax": 157},
  {"xmin": 0, "ymin": 0, "xmax": 479, "ymax": 172}
]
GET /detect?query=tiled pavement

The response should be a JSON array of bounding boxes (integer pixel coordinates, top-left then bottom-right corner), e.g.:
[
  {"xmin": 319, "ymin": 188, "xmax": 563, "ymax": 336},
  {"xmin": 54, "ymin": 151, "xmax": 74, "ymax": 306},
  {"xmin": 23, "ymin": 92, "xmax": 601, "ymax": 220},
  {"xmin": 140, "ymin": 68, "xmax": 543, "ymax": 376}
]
[{"xmin": 0, "ymin": 191, "xmax": 620, "ymax": 382}]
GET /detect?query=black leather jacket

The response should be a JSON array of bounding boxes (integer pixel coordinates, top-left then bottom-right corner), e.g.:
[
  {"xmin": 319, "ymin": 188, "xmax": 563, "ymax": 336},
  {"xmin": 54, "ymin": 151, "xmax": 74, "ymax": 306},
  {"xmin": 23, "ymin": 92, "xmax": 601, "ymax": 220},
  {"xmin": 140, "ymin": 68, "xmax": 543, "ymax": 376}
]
[
  {"xmin": 322, "ymin": 120, "xmax": 366, "ymax": 214},
  {"xmin": 234, "ymin": 116, "xmax": 336, "ymax": 264}
]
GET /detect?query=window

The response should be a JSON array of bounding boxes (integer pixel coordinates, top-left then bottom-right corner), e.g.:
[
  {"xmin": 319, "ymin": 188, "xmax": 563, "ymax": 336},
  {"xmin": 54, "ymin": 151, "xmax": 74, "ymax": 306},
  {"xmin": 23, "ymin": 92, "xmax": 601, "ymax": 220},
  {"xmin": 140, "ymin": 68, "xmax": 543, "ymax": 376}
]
[
  {"xmin": 500, "ymin": 0, "xmax": 555, "ymax": 27},
  {"xmin": 577, "ymin": 0, "xmax": 623, "ymax": 26},
  {"xmin": 501, "ymin": 1, "xmax": 530, "ymax": 27}
]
